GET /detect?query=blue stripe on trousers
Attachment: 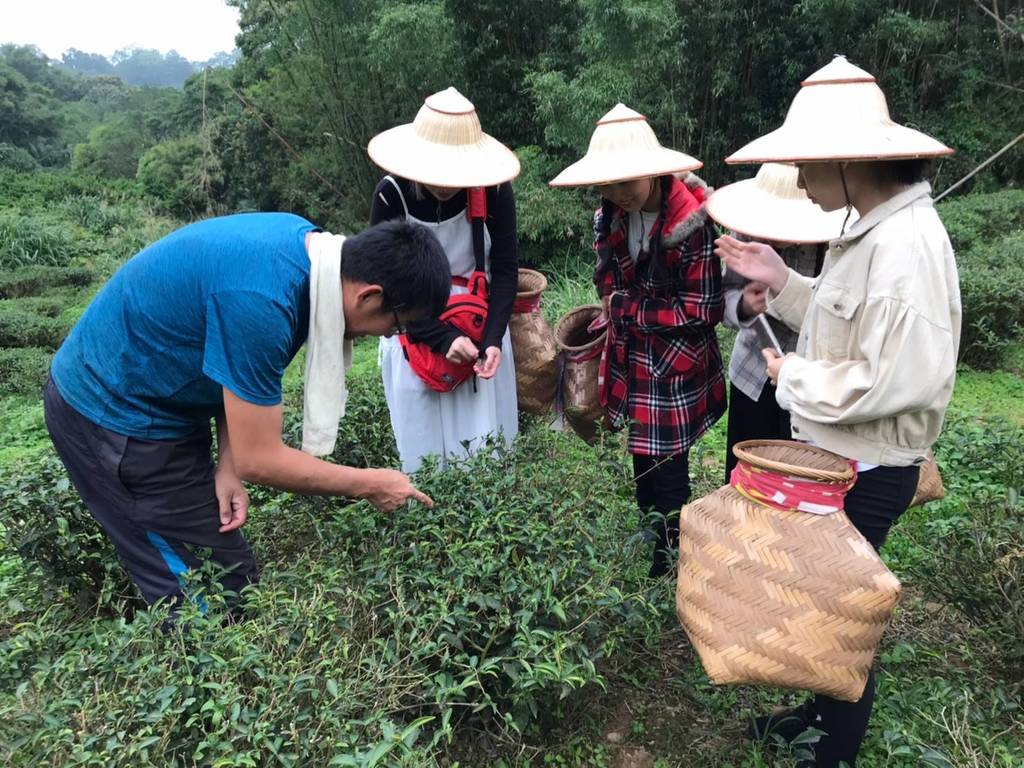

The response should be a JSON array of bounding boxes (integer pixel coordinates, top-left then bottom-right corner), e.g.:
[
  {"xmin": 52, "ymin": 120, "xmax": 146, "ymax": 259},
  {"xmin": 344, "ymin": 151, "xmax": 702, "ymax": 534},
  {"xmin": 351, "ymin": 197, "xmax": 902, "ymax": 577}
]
[{"xmin": 146, "ymin": 531, "xmax": 208, "ymax": 614}]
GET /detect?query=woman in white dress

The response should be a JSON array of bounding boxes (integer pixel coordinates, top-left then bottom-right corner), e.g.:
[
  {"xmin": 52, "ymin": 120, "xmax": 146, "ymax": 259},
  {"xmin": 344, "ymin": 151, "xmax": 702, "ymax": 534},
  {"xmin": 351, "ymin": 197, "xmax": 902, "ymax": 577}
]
[{"xmin": 367, "ymin": 87, "xmax": 520, "ymax": 473}]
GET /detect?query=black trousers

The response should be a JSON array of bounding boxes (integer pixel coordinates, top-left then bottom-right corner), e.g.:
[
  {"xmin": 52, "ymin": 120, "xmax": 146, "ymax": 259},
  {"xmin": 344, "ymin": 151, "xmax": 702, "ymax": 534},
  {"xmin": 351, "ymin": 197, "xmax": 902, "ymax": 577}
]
[
  {"xmin": 812, "ymin": 462, "xmax": 920, "ymax": 767},
  {"xmin": 633, "ymin": 452, "xmax": 691, "ymax": 573},
  {"xmin": 43, "ymin": 377, "xmax": 258, "ymax": 608},
  {"xmin": 725, "ymin": 381, "xmax": 792, "ymax": 484}
]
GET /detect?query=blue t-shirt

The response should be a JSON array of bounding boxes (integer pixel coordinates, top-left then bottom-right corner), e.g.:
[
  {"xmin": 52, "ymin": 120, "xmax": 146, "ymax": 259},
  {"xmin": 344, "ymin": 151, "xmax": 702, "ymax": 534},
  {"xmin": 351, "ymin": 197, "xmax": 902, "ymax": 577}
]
[{"xmin": 51, "ymin": 212, "xmax": 317, "ymax": 439}]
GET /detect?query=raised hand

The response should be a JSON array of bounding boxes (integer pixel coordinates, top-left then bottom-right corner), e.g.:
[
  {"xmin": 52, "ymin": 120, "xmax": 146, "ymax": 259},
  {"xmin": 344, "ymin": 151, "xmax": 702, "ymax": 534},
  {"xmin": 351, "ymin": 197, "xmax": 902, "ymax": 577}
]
[{"xmin": 715, "ymin": 235, "xmax": 789, "ymax": 293}]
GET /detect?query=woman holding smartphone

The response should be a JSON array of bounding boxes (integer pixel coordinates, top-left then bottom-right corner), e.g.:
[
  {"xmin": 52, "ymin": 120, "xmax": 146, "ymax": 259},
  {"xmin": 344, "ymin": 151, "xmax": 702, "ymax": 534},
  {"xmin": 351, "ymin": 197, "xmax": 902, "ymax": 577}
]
[{"xmin": 716, "ymin": 57, "xmax": 961, "ymax": 768}]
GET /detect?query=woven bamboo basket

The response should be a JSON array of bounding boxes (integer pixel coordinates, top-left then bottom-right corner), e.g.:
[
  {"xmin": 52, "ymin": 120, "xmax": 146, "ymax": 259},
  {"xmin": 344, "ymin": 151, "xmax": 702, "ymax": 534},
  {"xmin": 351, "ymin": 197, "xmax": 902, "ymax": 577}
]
[
  {"xmin": 676, "ymin": 440, "xmax": 901, "ymax": 702},
  {"xmin": 910, "ymin": 451, "xmax": 944, "ymax": 507},
  {"xmin": 509, "ymin": 269, "xmax": 559, "ymax": 416},
  {"xmin": 555, "ymin": 305, "xmax": 606, "ymax": 444}
]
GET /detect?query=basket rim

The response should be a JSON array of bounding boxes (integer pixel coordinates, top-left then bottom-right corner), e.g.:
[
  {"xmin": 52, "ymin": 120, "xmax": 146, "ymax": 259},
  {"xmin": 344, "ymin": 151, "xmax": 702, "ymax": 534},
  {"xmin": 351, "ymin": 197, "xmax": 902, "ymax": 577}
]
[
  {"xmin": 555, "ymin": 304, "xmax": 605, "ymax": 352},
  {"xmin": 516, "ymin": 267, "xmax": 548, "ymax": 300},
  {"xmin": 732, "ymin": 439, "xmax": 855, "ymax": 483}
]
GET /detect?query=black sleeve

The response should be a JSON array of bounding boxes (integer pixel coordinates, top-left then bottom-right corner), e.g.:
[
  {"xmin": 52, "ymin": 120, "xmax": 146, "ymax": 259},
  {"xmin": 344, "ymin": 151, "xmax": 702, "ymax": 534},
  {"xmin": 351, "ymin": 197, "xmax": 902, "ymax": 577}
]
[
  {"xmin": 405, "ymin": 317, "xmax": 462, "ymax": 353},
  {"xmin": 481, "ymin": 182, "xmax": 519, "ymax": 351},
  {"xmin": 369, "ymin": 177, "xmax": 405, "ymax": 225}
]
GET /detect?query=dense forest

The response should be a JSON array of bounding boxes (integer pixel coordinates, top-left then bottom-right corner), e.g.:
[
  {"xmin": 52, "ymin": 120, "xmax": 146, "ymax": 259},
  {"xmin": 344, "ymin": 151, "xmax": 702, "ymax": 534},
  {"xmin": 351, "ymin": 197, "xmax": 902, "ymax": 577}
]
[
  {"xmin": 1, "ymin": 1, "xmax": 1023, "ymax": 766},
  {"xmin": 3, "ymin": 0, "xmax": 1022, "ymax": 234}
]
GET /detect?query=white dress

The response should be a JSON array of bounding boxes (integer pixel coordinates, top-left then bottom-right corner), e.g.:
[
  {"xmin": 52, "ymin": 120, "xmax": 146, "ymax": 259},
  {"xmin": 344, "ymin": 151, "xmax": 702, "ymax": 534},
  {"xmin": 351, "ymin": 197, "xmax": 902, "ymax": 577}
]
[{"xmin": 379, "ymin": 183, "xmax": 518, "ymax": 473}]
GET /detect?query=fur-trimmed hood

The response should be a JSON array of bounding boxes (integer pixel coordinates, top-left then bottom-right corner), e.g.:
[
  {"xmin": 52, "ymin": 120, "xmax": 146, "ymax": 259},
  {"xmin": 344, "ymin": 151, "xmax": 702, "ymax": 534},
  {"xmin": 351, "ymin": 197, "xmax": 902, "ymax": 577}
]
[{"xmin": 662, "ymin": 172, "xmax": 712, "ymax": 248}]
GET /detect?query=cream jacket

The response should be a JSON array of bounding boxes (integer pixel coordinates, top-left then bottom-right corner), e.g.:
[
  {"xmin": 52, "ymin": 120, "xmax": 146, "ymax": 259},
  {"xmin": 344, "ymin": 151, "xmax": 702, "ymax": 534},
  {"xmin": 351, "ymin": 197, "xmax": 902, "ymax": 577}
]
[{"xmin": 767, "ymin": 182, "xmax": 962, "ymax": 467}]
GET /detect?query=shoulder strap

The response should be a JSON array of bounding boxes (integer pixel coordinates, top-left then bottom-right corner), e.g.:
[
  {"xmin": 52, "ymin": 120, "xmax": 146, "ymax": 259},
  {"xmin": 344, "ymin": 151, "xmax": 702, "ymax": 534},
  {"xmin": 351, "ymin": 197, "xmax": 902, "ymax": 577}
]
[
  {"xmin": 467, "ymin": 186, "xmax": 487, "ymax": 275},
  {"xmin": 382, "ymin": 175, "xmax": 409, "ymax": 218}
]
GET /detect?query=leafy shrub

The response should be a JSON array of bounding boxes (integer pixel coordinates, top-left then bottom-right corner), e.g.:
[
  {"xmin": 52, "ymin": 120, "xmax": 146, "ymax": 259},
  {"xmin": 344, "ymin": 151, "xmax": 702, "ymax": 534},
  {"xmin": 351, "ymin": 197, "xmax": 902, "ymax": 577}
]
[
  {"xmin": 0, "ymin": 168, "xmax": 144, "ymax": 207},
  {"xmin": 1, "ymin": 452, "xmax": 134, "ymax": 613},
  {"xmin": 907, "ymin": 415, "xmax": 1024, "ymax": 669},
  {"xmin": 0, "ymin": 143, "xmax": 38, "ymax": 173},
  {"xmin": 938, "ymin": 190, "xmax": 1024, "ymax": 255},
  {"xmin": 0, "ymin": 265, "xmax": 94, "ymax": 299},
  {"xmin": 0, "ymin": 558, "xmax": 439, "ymax": 767},
  {"xmin": 0, "ymin": 347, "xmax": 51, "ymax": 395},
  {"xmin": 957, "ymin": 231, "xmax": 1024, "ymax": 369},
  {"xmin": 360, "ymin": 439, "xmax": 655, "ymax": 729},
  {"xmin": 71, "ymin": 115, "xmax": 148, "ymax": 180},
  {"xmin": 513, "ymin": 145, "xmax": 593, "ymax": 267},
  {"xmin": 0, "ymin": 307, "xmax": 68, "ymax": 349},
  {"xmin": 0, "ymin": 296, "xmax": 65, "ymax": 318},
  {"xmin": 0, "ymin": 403, "xmax": 658, "ymax": 765}
]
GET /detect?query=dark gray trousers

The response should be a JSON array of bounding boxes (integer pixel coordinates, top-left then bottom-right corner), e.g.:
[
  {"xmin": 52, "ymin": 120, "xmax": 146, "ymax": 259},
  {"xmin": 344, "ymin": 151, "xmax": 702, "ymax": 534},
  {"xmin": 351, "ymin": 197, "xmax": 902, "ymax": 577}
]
[{"xmin": 43, "ymin": 377, "xmax": 258, "ymax": 607}]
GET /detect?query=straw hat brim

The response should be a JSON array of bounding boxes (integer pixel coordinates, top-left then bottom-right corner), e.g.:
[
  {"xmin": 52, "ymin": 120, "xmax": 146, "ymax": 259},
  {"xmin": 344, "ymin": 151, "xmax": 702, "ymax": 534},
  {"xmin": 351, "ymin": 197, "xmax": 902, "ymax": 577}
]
[
  {"xmin": 706, "ymin": 178, "xmax": 855, "ymax": 244},
  {"xmin": 727, "ymin": 122, "xmax": 954, "ymax": 164},
  {"xmin": 549, "ymin": 148, "xmax": 702, "ymax": 187},
  {"xmin": 368, "ymin": 123, "xmax": 521, "ymax": 187}
]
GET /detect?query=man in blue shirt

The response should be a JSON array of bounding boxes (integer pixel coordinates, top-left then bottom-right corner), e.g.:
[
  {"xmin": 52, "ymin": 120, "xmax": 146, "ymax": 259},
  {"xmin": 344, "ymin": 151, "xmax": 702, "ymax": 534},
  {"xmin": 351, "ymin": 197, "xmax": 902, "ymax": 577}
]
[{"xmin": 44, "ymin": 213, "xmax": 450, "ymax": 608}]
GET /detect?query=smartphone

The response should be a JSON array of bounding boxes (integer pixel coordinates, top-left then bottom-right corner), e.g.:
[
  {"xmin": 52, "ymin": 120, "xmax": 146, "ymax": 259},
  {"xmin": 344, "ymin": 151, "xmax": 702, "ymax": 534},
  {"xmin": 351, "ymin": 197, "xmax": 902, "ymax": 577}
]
[{"xmin": 753, "ymin": 314, "xmax": 785, "ymax": 357}]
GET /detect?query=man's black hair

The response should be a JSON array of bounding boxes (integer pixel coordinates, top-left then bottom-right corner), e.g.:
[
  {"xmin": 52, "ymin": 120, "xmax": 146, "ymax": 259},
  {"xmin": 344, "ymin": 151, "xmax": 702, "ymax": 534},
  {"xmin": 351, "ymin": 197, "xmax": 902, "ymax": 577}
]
[{"xmin": 342, "ymin": 219, "xmax": 450, "ymax": 320}]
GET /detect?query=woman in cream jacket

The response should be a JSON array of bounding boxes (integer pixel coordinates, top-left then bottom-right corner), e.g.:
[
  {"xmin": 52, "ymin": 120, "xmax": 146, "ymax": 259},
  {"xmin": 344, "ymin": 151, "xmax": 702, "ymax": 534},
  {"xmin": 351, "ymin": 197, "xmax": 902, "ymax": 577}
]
[{"xmin": 716, "ymin": 56, "xmax": 961, "ymax": 768}]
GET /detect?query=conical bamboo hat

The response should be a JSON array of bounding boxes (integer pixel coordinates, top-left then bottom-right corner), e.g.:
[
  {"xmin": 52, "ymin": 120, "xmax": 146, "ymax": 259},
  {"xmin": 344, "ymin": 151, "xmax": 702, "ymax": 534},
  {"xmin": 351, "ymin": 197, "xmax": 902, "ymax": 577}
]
[
  {"xmin": 368, "ymin": 87, "xmax": 520, "ymax": 187},
  {"xmin": 549, "ymin": 104, "xmax": 702, "ymax": 187},
  {"xmin": 727, "ymin": 57, "xmax": 953, "ymax": 164},
  {"xmin": 706, "ymin": 163, "xmax": 856, "ymax": 243}
]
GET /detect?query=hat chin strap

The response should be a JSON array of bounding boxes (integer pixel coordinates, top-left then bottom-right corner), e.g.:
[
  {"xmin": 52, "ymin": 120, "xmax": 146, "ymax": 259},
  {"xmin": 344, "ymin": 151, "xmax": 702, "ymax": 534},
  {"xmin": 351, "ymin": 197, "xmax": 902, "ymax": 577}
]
[{"xmin": 839, "ymin": 165, "xmax": 854, "ymax": 236}]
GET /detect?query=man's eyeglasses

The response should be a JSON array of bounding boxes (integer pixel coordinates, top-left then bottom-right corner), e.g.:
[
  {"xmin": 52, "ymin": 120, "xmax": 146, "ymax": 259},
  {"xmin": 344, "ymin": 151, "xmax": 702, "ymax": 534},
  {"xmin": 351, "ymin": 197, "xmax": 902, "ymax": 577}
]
[{"xmin": 385, "ymin": 296, "xmax": 406, "ymax": 335}]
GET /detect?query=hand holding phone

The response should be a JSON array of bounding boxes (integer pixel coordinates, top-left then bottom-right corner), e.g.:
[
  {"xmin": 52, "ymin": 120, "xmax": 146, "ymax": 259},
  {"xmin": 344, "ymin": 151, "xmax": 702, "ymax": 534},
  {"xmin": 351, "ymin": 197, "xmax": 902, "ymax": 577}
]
[{"xmin": 753, "ymin": 313, "xmax": 784, "ymax": 357}]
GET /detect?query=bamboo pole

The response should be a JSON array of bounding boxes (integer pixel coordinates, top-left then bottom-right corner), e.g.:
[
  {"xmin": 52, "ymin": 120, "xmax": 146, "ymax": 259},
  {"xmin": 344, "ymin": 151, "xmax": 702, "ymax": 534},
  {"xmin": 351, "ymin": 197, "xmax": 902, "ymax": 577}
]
[{"xmin": 934, "ymin": 130, "xmax": 1024, "ymax": 202}]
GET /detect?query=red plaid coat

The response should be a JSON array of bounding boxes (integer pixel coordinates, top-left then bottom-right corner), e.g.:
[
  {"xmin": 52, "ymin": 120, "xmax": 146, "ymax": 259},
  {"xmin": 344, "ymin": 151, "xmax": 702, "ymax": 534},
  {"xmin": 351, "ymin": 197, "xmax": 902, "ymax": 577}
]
[{"xmin": 594, "ymin": 175, "xmax": 726, "ymax": 456}]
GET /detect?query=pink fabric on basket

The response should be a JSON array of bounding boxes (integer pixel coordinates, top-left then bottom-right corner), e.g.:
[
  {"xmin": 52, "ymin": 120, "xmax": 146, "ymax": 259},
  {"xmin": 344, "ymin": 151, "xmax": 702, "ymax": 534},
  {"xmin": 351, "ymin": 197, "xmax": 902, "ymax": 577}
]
[{"xmin": 729, "ymin": 460, "xmax": 857, "ymax": 515}]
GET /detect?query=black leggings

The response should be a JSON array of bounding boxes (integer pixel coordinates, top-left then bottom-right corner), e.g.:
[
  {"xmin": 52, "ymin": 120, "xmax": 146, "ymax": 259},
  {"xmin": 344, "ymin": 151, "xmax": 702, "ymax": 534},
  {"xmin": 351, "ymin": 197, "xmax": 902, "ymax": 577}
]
[
  {"xmin": 633, "ymin": 452, "xmax": 691, "ymax": 558},
  {"xmin": 813, "ymin": 463, "xmax": 920, "ymax": 767}
]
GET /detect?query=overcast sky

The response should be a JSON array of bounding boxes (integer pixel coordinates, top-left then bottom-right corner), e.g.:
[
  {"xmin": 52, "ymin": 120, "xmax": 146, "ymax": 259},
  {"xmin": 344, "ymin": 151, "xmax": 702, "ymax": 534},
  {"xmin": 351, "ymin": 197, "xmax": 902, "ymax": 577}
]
[{"xmin": 0, "ymin": 0, "xmax": 240, "ymax": 61}]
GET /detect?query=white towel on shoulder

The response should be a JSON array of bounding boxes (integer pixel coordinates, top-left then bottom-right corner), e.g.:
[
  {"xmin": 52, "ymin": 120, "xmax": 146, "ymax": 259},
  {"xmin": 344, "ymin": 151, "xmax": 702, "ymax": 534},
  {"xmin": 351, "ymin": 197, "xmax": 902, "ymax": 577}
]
[{"xmin": 302, "ymin": 231, "xmax": 353, "ymax": 456}]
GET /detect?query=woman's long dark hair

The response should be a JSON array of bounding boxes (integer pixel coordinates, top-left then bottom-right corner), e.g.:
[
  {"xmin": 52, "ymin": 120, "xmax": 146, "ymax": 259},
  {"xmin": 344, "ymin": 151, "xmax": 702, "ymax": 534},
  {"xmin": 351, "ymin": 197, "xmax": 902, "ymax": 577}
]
[
  {"xmin": 646, "ymin": 175, "xmax": 673, "ymax": 281},
  {"xmin": 595, "ymin": 174, "xmax": 674, "ymax": 280}
]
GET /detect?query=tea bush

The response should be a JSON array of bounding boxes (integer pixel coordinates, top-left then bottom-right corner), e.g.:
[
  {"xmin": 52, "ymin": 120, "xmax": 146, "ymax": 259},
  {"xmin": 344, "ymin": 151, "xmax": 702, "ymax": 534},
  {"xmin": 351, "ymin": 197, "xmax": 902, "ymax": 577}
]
[
  {"xmin": 355, "ymin": 436, "xmax": 657, "ymax": 730},
  {"xmin": 0, "ymin": 296, "xmax": 65, "ymax": 318},
  {"xmin": 0, "ymin": 404, "xmax": 660, "ymax": 766},
  {"xmin": 0, "ymin": 265, "xmax": 95, "ymax": 299},
  {"xmin": 0, "ymin": 347, "xmax": 51, "ymax": 395},
  {"xmin": 956, "ymin": 230, "xmax": 1024, "ymax": 369},
  {"xmin": 0, "ymin": 452, "xmax": 133, "ymax": 612},
  {"xmin": 938, "ymin": 190, "xmax": 1024, "ymax": 255},
  {"xmin": 0, "ymin": 307, "xmax": 68, "ymax": 349},
  {"xmin": 906, "ymin": 414, "xmax": 1024, "ymax": 669},
  {"xmin": 0, "ymin": 562, "xmax": 439, "ymax": 767}
]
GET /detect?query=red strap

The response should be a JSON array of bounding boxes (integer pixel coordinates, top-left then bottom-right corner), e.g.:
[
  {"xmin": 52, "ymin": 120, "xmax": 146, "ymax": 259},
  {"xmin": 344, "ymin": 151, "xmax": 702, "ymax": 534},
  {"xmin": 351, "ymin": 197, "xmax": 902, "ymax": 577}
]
[
  {"xmin": 565, "ymin": 344, "xmax": 603, "ymax": 364},
  {"xmin": 467, "ymin": 186, "xmax": 487, "ymax": 220},
  {"xmin": 512, "ymin": 295, "xmax": 541, "ymax": 314}
]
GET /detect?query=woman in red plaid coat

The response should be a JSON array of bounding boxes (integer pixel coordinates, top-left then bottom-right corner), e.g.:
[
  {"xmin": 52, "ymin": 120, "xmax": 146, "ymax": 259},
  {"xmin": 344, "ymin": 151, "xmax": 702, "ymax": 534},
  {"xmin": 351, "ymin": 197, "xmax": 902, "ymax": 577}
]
[{"xmin": 550, "ymin": 105, "xmax": 726, "ymax": 576}]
